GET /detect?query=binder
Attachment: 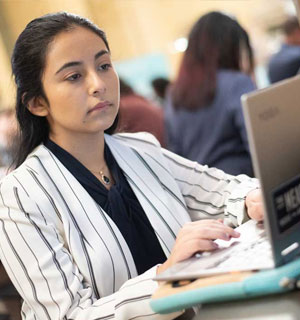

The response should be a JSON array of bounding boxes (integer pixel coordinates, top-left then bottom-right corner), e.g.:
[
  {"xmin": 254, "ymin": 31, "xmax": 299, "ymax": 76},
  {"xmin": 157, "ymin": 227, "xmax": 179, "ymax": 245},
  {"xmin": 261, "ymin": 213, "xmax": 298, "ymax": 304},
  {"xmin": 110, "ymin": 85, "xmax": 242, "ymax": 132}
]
[{"xmin": 150, "ymin": 257, "xmax": 300, "ymax": 314}]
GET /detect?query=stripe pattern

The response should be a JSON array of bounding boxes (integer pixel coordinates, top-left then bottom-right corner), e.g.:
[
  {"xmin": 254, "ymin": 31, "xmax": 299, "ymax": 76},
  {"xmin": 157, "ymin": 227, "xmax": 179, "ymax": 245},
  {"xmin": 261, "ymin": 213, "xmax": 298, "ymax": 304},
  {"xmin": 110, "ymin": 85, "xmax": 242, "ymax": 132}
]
[{"xmin": 0, "ymin": 132, "xmax": 258, "ymax": 319}]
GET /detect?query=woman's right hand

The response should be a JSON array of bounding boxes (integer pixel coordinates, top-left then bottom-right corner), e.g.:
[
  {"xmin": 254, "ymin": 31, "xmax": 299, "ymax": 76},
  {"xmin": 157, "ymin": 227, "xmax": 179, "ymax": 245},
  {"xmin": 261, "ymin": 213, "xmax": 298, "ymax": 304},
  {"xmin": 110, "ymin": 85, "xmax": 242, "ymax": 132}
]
[{"xmin": 157, "ymin": 219, "xmax": 240, "ymax": 275}]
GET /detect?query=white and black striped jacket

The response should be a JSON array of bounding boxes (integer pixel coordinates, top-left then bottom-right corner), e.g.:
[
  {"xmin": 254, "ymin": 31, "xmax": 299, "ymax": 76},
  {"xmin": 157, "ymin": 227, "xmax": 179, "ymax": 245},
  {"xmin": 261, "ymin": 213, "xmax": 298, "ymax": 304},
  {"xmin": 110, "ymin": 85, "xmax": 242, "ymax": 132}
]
[{"xmin": 0, "ymin": 132, "xmax": 258, "ymax": 320}]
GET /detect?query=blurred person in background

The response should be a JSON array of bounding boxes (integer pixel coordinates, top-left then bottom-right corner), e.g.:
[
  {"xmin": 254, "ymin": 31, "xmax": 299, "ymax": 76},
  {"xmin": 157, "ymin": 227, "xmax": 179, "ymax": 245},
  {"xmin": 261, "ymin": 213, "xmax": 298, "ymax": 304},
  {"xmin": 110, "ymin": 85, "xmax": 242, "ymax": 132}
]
[
  {"xmin": 118, "ymin": 78, "xmax": 165, "ymax": 146},
  {"xmin": 268, "ymin": 16, "xmax": 300, "ymax": 84},
  {"xmin": 0, "ymin": 108, "xmax": 21, "ymax": 320},
  {"xmin": 0, "ymin": 108, "xmax": 18, "ymax": 178},
  {"xmin": 151, "ymin": 76, "xmax": 170, "ymax": 107},
  {"xmin": 165, "ymin": 11, "xmax": 255, "ymax": 177}
]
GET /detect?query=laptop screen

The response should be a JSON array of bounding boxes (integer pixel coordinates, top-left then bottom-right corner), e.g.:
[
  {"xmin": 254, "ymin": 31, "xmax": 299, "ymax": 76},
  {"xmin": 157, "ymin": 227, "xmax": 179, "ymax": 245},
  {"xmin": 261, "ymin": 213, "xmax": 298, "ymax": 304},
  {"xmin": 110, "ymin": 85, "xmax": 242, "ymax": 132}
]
[{"xmin": 242, "ymin": 76, "xmax": 300, "ymax": 266}]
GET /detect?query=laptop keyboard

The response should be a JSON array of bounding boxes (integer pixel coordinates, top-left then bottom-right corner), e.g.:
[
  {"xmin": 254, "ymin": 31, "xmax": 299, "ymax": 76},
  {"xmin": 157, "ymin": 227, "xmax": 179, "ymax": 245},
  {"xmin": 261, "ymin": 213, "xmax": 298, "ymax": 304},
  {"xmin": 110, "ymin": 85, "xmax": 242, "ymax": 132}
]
[
  {"xmin": 155, "ymin": 220, "xmax": 275, "ymax": 281},
  {"xmin": 213, "ymin": 234, "xmax": 272, "ymax": 270},
  {"xmin": 192, "ymin": 223, "xmax": 274, "ymax": 273}
]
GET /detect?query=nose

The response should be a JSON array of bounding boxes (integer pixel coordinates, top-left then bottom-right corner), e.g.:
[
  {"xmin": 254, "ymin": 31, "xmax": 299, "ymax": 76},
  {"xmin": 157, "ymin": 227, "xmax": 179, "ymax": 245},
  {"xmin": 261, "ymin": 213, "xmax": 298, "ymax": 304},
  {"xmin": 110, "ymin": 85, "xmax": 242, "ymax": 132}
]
[{"xmin": 87, "ymin": 71, "xmax": 106, "ymax": 96}]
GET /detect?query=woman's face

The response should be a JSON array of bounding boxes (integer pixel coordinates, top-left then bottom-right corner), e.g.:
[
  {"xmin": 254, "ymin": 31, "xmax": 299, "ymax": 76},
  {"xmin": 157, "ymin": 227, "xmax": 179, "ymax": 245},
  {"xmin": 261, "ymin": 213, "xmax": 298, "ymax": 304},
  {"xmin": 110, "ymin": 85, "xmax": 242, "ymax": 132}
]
[{"xmin": 39, "ymin": 26, "xmax": 119, "ymax": 142}]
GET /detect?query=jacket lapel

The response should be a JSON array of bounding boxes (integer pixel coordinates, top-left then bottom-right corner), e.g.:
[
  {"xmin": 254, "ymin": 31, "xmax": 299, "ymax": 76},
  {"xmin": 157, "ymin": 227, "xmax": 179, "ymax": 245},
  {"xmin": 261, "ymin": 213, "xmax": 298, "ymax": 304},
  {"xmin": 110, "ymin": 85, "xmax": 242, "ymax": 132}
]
[
  {"xmin": 105, "ymin": 134, "xmax": 190, "ymax": 256},
  {"xmin": 30, "ymin": 145, "xmax": 137, "ymax": 296}
]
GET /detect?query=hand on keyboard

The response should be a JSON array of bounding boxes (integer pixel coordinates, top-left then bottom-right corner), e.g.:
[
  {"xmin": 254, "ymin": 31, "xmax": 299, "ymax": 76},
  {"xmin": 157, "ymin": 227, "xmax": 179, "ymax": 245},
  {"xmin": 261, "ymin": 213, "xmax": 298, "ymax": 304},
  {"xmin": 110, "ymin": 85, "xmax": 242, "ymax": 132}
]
[{"xmin": 157, "ymin": 219, "xmax": 240, "ymax": 275}]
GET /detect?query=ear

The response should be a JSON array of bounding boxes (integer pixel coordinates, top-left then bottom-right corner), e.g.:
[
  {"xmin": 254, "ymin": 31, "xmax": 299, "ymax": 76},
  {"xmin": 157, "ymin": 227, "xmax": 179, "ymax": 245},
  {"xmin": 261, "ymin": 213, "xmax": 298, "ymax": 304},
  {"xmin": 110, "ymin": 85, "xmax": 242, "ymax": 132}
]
[{"xmin": 27, "ymin": 96, "xmax": 49, "ymax": 117}]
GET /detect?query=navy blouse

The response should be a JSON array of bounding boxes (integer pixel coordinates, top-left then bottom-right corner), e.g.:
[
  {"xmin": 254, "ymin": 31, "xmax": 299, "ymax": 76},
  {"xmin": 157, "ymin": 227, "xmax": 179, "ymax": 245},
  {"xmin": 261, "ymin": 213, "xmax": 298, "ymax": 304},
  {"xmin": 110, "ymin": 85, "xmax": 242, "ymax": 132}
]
[{"xmin": 45, "ymin": 139, "xmax": 166, "ymax": 275}]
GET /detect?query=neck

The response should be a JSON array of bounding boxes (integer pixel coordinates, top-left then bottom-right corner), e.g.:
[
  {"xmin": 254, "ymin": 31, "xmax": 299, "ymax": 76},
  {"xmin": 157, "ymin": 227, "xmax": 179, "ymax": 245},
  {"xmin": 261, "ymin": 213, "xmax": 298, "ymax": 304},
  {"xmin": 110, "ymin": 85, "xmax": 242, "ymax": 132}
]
[{"xmin": 49, "ymin": 131, "xmax": 106, "ymax": 170}]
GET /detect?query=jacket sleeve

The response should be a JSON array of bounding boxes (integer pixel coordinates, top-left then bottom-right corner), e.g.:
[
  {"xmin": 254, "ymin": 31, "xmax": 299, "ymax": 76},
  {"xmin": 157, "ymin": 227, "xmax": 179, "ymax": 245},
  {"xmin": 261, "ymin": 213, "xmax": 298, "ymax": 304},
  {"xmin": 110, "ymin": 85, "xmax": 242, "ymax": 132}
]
[
  {"xmin": 0, "ymin": 175, "xmax": 182, "ymax": 320},
  {"xmin": 161, "ymin": 147, "xmax": 259, "ymax": 226}
]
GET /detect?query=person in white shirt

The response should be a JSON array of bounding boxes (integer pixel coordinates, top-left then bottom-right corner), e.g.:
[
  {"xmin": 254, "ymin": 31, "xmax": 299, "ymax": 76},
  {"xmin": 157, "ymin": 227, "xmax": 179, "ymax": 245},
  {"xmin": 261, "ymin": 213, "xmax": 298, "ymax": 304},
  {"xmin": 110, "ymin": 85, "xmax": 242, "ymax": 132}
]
[{"xmin": 0, "ymin": 12, "xmax": 263, "ymax": 320}]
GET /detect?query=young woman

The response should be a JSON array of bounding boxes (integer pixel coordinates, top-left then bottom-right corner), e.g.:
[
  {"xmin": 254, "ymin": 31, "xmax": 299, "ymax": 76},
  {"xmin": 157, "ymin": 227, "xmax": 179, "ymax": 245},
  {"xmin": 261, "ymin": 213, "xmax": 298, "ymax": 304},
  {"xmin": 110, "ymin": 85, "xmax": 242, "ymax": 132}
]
[
  {"xmin": 165, "ymin": 11, "xmax": 255, "ymax": 177},
  {"xmin": 0, "ymin": 12, "xmax": 263, "ymax": 320}
]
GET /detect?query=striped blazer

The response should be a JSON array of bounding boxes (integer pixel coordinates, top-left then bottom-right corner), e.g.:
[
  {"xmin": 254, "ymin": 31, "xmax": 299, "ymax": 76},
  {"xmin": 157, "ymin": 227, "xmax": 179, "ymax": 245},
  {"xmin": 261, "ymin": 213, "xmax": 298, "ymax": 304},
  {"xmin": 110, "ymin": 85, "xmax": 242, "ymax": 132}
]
[{"xmin": 0, "ymin": 132, "xmax": 258, "ymax": 320}]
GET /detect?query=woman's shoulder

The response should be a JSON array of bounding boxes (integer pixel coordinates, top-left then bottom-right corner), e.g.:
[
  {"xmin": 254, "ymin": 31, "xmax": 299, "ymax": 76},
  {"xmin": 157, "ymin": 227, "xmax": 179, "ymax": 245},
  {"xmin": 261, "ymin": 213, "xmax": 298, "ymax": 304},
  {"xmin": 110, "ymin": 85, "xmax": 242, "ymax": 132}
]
[
  {"xmin": 110, "ymin": 132, "xmax": 162, "ymax": 150},
  {"xmin": 217, "ymin": 70, "xmax": 256, "ymax": 96},
  {"xmin": 0, "ymin": 144, "xmax": 49, "ymax": 187},
  {"xmin": 217, "ymin": 69, "xmax": 253, "ymax": 84}
]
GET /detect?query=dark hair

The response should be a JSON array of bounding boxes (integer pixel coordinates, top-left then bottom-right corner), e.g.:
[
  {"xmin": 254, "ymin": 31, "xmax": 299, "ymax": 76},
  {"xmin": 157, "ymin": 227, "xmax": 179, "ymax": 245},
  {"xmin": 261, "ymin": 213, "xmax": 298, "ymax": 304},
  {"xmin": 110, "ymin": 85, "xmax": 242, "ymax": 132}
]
[
  {"xmin": 12, "ymin": 11, "xmax": 118, "ymax": 168},
  {"xmin": 119, "ymin": 78, "xmax": 134, "ymax": 96},
  {"xmin": 172, "ymin": 11, "xmax": 254, "ymax": 110},
  {"xmin": 281, "ymin": 16, "xmax": 300, "ymax": 35},
  {"xmin": 151, "ymin": 77, "xmax": 170, "ymax": 99}
]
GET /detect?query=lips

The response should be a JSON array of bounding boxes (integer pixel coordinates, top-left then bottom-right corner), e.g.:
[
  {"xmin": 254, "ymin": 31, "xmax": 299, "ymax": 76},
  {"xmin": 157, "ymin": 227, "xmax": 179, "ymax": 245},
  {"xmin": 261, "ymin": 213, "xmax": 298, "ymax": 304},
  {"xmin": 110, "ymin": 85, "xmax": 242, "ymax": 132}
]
[{"xmin": 88, "ymin": 101, "xmax": 111, "ymax": 113}]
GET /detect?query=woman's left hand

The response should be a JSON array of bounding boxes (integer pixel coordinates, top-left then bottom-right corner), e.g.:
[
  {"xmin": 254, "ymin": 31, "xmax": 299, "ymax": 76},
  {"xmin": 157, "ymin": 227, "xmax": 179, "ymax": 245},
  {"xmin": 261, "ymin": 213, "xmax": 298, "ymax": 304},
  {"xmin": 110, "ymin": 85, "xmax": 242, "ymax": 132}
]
[{"xmin": 245, "ymin": 189, "xmax": 264, "ymax": 221}]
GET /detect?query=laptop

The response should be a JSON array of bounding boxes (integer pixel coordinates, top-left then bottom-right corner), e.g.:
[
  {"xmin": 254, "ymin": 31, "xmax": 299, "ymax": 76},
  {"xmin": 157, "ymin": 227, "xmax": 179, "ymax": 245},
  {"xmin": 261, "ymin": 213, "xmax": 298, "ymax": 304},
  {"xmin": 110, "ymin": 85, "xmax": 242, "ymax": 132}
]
[{"xmin": 155, "ymin": 75, "xmax": 300, "ymax": 281}]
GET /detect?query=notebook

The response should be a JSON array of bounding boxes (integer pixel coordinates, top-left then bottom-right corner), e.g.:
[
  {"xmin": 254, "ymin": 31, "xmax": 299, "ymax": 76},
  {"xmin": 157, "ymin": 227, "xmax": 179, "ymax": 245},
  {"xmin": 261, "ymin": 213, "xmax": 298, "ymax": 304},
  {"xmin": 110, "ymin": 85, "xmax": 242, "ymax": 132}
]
[{"xmin": 155, "ymin": 75, "xmax": 300, "ymax": 281}]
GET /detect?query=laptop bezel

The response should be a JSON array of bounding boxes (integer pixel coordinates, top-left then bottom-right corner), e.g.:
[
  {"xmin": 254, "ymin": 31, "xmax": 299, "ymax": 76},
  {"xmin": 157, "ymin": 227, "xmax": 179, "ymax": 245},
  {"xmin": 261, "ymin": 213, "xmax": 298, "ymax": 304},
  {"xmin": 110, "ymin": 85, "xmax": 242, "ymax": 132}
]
[{"xmin": 241, "ymin": 76, "xmax": 300, "ymax": 266}]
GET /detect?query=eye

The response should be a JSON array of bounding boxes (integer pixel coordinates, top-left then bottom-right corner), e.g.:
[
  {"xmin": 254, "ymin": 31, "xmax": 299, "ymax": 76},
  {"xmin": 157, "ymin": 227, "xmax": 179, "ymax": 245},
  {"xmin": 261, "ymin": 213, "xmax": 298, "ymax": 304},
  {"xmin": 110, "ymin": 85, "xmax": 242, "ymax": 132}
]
[
  {"xmin": 98, "ymin": 63, "xmax": 112, "ymax": 71},
  {"xmin": 66, "ymin": 73, "xmax": 81, "ymax": 81}
]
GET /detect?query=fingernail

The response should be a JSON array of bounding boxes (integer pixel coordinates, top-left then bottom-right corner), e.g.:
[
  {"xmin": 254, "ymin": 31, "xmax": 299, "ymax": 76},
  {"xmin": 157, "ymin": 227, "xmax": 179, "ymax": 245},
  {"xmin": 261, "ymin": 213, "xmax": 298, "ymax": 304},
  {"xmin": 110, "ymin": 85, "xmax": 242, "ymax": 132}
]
[
  {"xmin": 224, "ymin": 233, "xmax": 230, "ymax": 240},
  {"xmin": 233, "ymin": 231, "xmax": 240, "ymax": 237},
  {"xmin": 213, "ymin": 242, "xmax": 219, "ymax": 249}
]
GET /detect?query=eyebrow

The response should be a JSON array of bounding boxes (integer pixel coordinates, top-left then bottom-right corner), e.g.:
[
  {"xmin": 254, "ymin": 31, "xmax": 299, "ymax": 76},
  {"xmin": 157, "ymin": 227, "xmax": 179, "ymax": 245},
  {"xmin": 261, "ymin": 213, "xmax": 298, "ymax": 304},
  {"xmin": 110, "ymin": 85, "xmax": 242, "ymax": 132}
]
[{"xmin": 55, "ymin": 49, "xmax": 110, "ymax": 75}]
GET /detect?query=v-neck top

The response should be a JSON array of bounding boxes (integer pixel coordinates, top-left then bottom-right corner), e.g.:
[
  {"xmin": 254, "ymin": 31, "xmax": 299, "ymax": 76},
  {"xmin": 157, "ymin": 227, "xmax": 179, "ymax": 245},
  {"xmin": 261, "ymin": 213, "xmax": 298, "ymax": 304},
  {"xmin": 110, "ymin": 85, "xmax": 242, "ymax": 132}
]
[{"xmin": 44, "ymin": 139, "xmax": 166, "ymax": 275}]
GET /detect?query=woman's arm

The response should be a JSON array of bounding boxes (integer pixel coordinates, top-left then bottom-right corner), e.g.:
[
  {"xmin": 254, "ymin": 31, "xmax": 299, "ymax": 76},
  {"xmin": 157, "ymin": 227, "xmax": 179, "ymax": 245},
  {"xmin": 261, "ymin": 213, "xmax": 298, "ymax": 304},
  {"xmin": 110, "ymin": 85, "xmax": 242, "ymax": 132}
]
[
  {"xmin": 156, "ymin": 147, "xmax": 263, "ymax": 273},
  {"xmin": 161, "ymin": 147, "xmax": 260, "ymax": 226},
  {"xmin": 0, "ymin": 176, "xmax": 182, "ymax": 320}
]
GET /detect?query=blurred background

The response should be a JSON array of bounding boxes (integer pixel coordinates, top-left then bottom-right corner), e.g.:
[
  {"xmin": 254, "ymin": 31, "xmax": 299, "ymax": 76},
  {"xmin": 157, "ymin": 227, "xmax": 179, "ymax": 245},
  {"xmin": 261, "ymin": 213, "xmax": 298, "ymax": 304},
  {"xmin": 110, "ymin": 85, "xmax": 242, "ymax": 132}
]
[
  {"xmin": 0, "ymin": 2, "xmax": 299, "ymax": 318},
  {"xmin": 0, "ymin": 0, "xmax": 297, "ymax": 108}
]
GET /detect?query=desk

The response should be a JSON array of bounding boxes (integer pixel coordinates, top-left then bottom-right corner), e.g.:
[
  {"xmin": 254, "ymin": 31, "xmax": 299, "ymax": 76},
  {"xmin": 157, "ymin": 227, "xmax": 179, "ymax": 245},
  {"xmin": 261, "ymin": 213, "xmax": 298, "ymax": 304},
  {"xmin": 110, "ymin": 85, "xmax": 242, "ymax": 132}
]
[{"xmin": 193, "ymin": 291, "xmax": 300, "ymax": 320}]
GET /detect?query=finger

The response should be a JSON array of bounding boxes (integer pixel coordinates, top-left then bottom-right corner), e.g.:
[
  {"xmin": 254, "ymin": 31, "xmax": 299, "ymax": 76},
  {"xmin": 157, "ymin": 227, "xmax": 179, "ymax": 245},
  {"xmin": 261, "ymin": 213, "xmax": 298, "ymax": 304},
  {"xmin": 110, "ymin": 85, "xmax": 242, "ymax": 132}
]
[
  {"xmin": 216, "ymin": 225, "xmax": 240, "ymax": 238},
  {"xmin": 198, "ymin": 224, "xmax": 240, "ymax": 239},
  {"xmin": 178, "ymin": 224, "xmax": 240, "ymax": 244},
  {"xmin": 180, "ymin": 226, "xmax": 239, "ymax": 243},
  {"xmin": 190, "ymin": 238, "xmax": 219, "ymax": 252},
  {"xmin": 177, "ymin": 239, "xmax": 218, "ymax": 260},
  {"xmin": 198, "ymin": 227, "xmax": 239, "ymax": 241},
  {"xmin": 190, "ymin": 219, "xmax": 224, "ymax": 227},
  {"xmin": 178, "ymin": 219, "xmax": 224, "ymax": 238}
]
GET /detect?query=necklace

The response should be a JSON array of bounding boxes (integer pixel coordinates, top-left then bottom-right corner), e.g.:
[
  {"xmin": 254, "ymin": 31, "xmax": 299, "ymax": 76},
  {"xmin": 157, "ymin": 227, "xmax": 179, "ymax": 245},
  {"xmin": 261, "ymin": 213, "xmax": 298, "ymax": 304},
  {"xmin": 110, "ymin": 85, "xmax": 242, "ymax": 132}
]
[
  {"xmin": 99, "ymin": 171, "xmax": 111, "ymax": 185},
  {"xmin": 90, "ymin": 169, "xmax": 111, "ymax": 185}
]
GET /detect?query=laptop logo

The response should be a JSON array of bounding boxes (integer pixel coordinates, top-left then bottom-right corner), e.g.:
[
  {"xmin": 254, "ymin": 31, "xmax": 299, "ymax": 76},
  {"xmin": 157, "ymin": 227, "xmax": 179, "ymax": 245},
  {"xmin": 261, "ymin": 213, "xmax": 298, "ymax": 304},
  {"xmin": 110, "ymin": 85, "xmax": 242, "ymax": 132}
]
[
  {"xmin": 272, "ymin": 175, "xmax": 300, "ymax": 233},
  {"xmin": 258, "ymin": 106, "xmax": 279, "ymax": 121}
]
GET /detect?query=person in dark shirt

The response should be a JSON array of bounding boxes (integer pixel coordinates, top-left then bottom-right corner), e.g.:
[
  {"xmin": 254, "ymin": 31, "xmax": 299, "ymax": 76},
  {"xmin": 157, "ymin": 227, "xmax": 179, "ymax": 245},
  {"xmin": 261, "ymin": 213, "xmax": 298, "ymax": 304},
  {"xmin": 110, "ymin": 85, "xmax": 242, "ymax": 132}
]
[
  {"xmin": 165, "ymin": 11, "xmax": 255, "ymax": 176},
  {"xmin": 268, "ymin": 16, "xmax": 300, "ymax": 84},
  {"xmin": 151, "ymin": 77, "xmax": 170, "ymax": 106},
  {"xmin": 117, "ymin": 78, "xmax": 165, "ymax": 146}
]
